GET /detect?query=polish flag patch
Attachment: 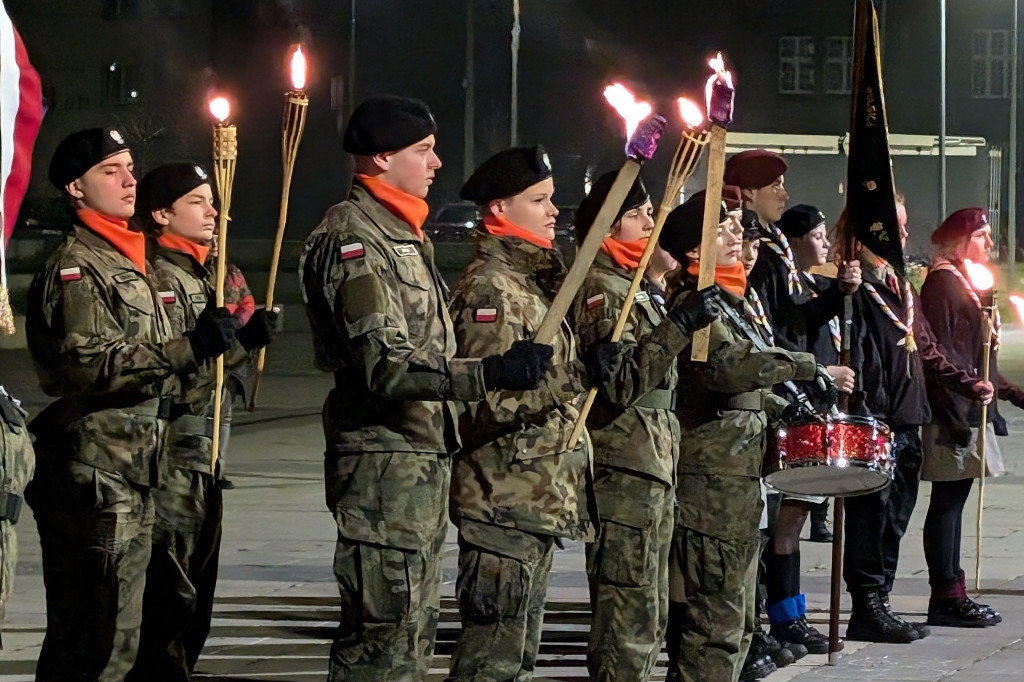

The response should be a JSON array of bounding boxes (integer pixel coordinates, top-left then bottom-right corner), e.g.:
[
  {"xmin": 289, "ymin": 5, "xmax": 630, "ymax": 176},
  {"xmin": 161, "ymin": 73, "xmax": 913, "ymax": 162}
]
[
  {"xmin": 159, "ymin": 291, "xmax": 176, "ymax": 304},
  {"xmin": 340, "ymin": 242, "xmax": 365, "ymax": 260},
  {"xmin": 586, "ymin": 294, "xmax": 604, "ymax": 309},
  {"xmin": 474, "ymin": 308, "xmax": 498, "ymax": 323},
  {"xmin": 59, "ymin": 267, "xmax": 81, "ymax": 281}
]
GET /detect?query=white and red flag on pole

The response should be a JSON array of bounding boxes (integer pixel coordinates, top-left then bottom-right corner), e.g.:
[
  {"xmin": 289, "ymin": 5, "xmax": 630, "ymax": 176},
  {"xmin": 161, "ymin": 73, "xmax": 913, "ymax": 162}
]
[{"xmin": 0, "ymin": 0, "xmax": 43, "ymax": 334}]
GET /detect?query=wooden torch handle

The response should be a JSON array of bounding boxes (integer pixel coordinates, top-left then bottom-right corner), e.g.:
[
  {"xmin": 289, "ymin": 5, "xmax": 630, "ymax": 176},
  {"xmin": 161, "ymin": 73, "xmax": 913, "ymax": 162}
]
[{"xmin": 689, "ymin": 125, "xmax": 728, "ymax": 362}]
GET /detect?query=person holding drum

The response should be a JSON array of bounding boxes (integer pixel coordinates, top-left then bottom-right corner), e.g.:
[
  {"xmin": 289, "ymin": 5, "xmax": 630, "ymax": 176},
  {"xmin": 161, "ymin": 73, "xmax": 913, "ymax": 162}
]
[
  {"xmin": 844, "ymin": 197, "xmax": 994, "ymax": 643},
  {"xmin": 920, "ymin": 207, "xmax": 1024, "ymax": 628},
  {"xmin": 659, "ymin": 188, "xmax": 820, "ymax": 682}
]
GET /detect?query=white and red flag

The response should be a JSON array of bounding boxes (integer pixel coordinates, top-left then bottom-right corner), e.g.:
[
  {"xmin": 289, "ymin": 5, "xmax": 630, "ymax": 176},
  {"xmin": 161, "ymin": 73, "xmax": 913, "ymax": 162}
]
[{"xmin": 0, "ymin": 1, "xmax": 42, "ymax": 334}]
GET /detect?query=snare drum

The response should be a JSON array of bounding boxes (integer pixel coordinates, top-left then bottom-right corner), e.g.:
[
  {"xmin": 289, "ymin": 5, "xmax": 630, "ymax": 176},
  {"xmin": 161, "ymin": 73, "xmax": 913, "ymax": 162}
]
[{"xmin": 765, "ymin": 414, "xmax": 894, "ymax": 497}]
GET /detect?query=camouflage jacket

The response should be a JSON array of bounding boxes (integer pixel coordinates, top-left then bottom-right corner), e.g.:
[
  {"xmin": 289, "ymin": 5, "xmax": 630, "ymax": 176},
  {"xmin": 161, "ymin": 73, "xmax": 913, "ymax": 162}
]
[
  {"xmin": 150, "ymin": 242, "xmax": 248, "ymax": 473},
  {"xmin": 26, "ymin": 224, "xmax": 196, "ymax": 487},
  {"xmin": 299, "ymin": 183, "xmax": 487, "ymax": 455},
  {"xmin": 449, "ymin": 230, "xmax": 590, "ymax": 540},
  {"xmin": 671, "ymin": 279, "xmax": 816, "ymax": 540},
  {"xmin": 0, "ymin": 386, "xmax": 34, "ymax": 621},
  {"xmin": 572, "ymin": 251, "xmax": 684, "ymax": 486}
]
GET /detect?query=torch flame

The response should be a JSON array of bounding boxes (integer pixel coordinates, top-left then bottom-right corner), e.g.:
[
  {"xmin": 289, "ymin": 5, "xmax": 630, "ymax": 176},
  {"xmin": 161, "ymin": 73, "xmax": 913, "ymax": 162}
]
[
  {"xmin": 705, "ymin": 51, "xmax": 734, "ymax": 113},
  {"xmin": 290, "ymin": 45, "xmax": 307, "ymax": 91},
  {"xmin": 603, "ymin": 83, "xmax": 652, "ymax": 138},
  {"xmin": 1010, "ymin": 294, "xmax": 1024, "ymax": 326},
  {"xmin": 676, "ymin": 97, "xmax": 705, "ymax": 130},
  {"xmin": 209, "ymin": 96, "xmax": 231, "ymax": 123},
  {"xmin": 964, "ymin": 258, "xmax": 995, "ymax": 292}
]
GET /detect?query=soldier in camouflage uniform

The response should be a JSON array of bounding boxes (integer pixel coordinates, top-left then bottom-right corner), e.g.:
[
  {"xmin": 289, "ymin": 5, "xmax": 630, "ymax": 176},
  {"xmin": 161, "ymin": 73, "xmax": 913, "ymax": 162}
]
[
  {"xmin": 447, "ymin": 146, "xmax": 591, "ymax": 681},
  {"xmin": 657, "ymin": 189, "xmax": 819, "ymax": 682},
  {"xmin": 0, "ymin": 385, "xmax": 34, "ymax": 647},
  {"xmin": 570, "ymin": 170, "xmax": 717, "ymax": 681},
  {"xmin": 25, "ymin": 128, "xmax": 238, "ymax": 680},
  {"xmin": 299, "ymin": 97, "xmax": 551, "ymax": 681},
  {"xmin": 127, "ymin": 163, "xmax": 277, "ymax": 680}
]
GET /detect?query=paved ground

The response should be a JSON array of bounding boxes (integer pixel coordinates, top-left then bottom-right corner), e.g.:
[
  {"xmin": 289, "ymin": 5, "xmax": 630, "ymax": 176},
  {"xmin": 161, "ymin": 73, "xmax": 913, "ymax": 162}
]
[{"xmin": 1, "ymin": 325, "xmax": 1024, "ymax": 681}]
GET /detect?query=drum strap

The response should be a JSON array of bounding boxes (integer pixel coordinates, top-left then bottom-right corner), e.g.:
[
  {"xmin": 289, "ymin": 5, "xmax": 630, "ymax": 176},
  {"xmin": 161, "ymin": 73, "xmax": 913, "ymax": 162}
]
[{"xmin": 718, "ymin": 300, "xmax": 819, "ymax": 415}]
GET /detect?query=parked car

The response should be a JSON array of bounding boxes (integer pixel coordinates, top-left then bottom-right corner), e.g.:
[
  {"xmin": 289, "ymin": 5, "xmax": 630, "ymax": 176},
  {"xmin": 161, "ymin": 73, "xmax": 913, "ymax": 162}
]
[{"xmin": 424, "ymin": 202, "xmax": 480, "ymax": 243}]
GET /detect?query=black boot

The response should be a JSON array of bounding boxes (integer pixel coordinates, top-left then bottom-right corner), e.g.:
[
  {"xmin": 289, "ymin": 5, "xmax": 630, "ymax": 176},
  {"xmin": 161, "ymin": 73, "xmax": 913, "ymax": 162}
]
[
  {"xmin": 770, "ymin": 615, "xmax": 835, "ymax": 655},
  {"xmin": 928, "ymin": 597, "xmax": 1000, "ymax": 628},
  {"xmin": 881, "ymin": 593, "xmax": 931, "ymax": 639},
  {"xmin": 752, "ymin": 628, "xmax": 798, "ymax": 668},
  {"xmin": 739, "ymin": 643, "xmax": 777, "ymax": 682},
  {"xmin": 966, "ymin": 597, "xmax": 1002, "ymax": 623},
  {"xmin": 808, "ymin": 501, "xmax": 833, "ymax": 543},
  {"xmin": 846, "ymin": 590, "xmax": 920, "ymax": 643}
]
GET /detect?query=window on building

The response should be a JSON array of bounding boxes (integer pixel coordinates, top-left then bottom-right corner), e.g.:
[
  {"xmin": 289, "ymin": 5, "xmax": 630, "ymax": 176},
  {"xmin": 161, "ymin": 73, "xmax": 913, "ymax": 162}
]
[
  {"xmin": 972, "ymin": 29, "xmax": 1011, "ymax": 99},
  {"xmin": 779, "ymin": 36, "xmax": 816, "ymax": 94},
  {"xmin": 824, "ymin": 36, "xmax": 854, "ymax": 94},
  {"xmin": 102, "ymin": 0, "xmax": 139, "ymax": 19}
]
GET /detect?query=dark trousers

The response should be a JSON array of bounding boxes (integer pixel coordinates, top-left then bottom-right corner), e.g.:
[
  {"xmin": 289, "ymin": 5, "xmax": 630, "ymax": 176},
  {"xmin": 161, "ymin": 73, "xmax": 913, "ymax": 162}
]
[
  {"xmin": 843, "ymin": 428, "xmax": 923, "ymax": 595},
  {"xmin": 922, "ymin": 478, "xmax": 974, "ymax": 595}
]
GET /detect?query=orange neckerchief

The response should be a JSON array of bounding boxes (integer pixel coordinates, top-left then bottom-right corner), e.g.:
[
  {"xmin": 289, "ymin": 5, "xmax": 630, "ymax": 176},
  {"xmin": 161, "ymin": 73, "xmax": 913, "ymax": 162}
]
[
  {"xmin": 357, "ymin": 174, "xmax": 429, "ymax": 240},
  {"xmin": 77, "ymin": 209, "xmax": 147, "ymax": 274},
  {"xmin": 601, "ymin": 237, "xmax": 646, "ymax": 271},
  {"xmin": 158, "ymin": 233, "xmax": 210, "ymax": 266},
  {"xmin": 483, "ymin": 214, "xmax": 553, "ymax": 249},
  {"xmin": 687, "ymin": 260, "xmax": 747, "ymax": 298}
]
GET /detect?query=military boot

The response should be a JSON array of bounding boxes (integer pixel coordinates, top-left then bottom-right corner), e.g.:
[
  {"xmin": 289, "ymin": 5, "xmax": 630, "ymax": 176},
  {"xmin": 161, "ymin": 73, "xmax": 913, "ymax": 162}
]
[
  {"xmin": 846, "ymin": 590, "xmax": 919, "ymax": 643},
  {"xmin": 739, "ymin": 643, "xmax": 777, "ymax": 681},
  {"xmin": 807, "ymin": 501, "xmax": 833, "ymax": 543},
  {"xmin": 927, "ymin": 597, "xmax": 1000, "ymax": 628},
  {"xmin": 770, "ymin": 615, "xmax": 834, "ymax": 655},
  {"xmin": 881, "ymin": 593, "xmax": 931, "ymax": 639}
]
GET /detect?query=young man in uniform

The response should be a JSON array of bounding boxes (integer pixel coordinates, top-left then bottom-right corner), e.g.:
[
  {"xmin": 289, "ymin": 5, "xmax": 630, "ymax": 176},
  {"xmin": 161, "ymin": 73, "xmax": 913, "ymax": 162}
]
[
  {"xmin": 659, "ymin": 189, "xmax": 820, "ymax": 682},
  {"xmin": 300, "ymin": 97, "xmax": 551, "ymax": 681},
  {"xmin": 128, "ymin": 163, "xmax": 277, "ymax": 679},
  {"xmin": 571, "ymin": 170, "xmax": 716, "ymax": 681},
  {"xmin": 845, "ymin": 198, "xmax": 993, "ymax": 642},
  {"xmin": 444, "ymin": 145, "xmax": 588, "ymax": 680},
  {"xmin": 25, "ymin": 128, "xmax": 238, "ymax": 679},
  {"xmin": 0, "ymin": 384, "xmax": 34, "ymax": 645}
]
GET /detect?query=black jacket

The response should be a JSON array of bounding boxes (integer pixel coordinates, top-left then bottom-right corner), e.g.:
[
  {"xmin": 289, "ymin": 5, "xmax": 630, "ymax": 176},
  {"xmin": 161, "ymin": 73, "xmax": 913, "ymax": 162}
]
[{"xmin": 920, "ymin": 266, "xmax": 1024, "ymax": 443}]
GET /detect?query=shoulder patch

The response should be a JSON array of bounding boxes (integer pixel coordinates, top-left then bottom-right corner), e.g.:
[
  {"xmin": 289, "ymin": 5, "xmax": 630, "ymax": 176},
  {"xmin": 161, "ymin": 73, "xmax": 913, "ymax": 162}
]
[
  {"xmin": 586, "ymin": 293, "xmax": 605, "ymax": 309},
  {"xmin": 340, "ymin": 242, "xmax": 365, "ymax": 261},
  {"xmin": 158, "ymin": 291, "xmax": 176, "ymax": 304},
  {"xmin": 474, "ymin": 308, "xmax": 498, "ymax": 323},
  {"xmin": 59, "ymin": 267, "xmax": 81, "ymax": 282},
  {"xmin": 393, "ymin": 244, "xmax": 418, "ymax": 257}
]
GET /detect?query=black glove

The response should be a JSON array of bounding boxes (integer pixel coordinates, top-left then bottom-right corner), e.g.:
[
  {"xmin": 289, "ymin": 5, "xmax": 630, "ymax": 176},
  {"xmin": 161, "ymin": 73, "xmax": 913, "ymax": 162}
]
[
  {"xmin": 482, "ymin": 340, "xmax": 554, "ymax": 391},
  {"xmin": 186, "ymin": 305, "xmax": 237, "ymax": 363},
  {"xmin": 780, "ymin": 402, "xmax": 817, "ymax": 424},
  {"xmin": 236, "ymin": 308, "xmax": 280, "ymax": 350},
  {"xmin": 811, "ymin": 365, "xmax": 839, "ymax": 408},
  {"xmin": 667, "ymin": 284, "xmax": 720, "ymax": 335},
  {"xmin": 584, "ymin": 339, "xmax": 623, "ymax": 388}
]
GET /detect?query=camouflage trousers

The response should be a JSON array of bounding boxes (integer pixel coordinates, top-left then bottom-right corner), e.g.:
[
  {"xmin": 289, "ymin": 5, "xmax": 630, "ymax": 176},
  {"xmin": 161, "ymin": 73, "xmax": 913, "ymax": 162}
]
[
  {"xmin": 585, "ymin": 467, "xmax": 674, "ymax": 682},
  {"xmin": 28, "ymin": 461, "xmax": 154, "ymax": 682},
  {"xmin": 327, "ymin": 451, "xmax": 450, "ymax": 682},
  {"xmin": 128, "ymin": 467, "xmax": 223, "ymax": 682},
  {"xmin": 665, "ymin": 527, "xmax": 760, "ymax": 682},
  {"xmin": 447, "ymin": 522, "xmax": 555, "ymax": 682}
]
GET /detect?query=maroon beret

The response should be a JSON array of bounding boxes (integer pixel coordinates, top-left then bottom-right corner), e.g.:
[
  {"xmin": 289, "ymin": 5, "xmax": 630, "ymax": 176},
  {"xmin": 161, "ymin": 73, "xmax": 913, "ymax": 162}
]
[
  {"xmin": 931, "ymin": 207, "xmax": 988, "ymax": 245},
  {"xmin": 723, "ymin": 149, "xmax": 788, "ymax": 190}
]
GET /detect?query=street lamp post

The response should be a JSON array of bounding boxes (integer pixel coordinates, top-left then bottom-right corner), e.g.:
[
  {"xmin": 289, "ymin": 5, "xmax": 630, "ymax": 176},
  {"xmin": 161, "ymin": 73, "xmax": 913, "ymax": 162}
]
[
  {"xmin": 940, "ymin": 0, "xmax": 948, "ymax": 220},
  {"xmin": 1009, "ymin": 0, "xmax": 1018, "ymax": 283},
  {"xmin": 510, "ymin": 0, "xmax": 520, "ymax": 146}
]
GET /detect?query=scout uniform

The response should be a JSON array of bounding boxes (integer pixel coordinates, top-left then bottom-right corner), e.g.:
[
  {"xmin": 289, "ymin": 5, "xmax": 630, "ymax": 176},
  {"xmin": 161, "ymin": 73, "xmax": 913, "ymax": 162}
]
[
  {"xmin": 0, "ymin": 386, "xmax": 34, "ymax": 645},
  {"xmin": 658, "ymin": 193, "xmax": 818, "ymax": 682},
  {"xmin": 446, "ymin": 146, "xmax": 590, "ymax": 681},
  {"xmin": 300, "ymin": 97, "xmax": 550, "ymax": 681},
  {"xmin": 25, "ymin": 128, "xmax": 236, "ymax": 680},
  {"xmin": 127, "ymin": 164, "xmax": 275, "ymax": 680},
  {"xmin": 571, "ymin": 171, "xmax": 713, "ymax": 681}
]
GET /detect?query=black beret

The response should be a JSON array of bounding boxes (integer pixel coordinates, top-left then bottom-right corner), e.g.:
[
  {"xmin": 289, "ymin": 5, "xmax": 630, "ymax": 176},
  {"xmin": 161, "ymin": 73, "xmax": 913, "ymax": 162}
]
[
  {"xmin": 138, "ymin": 163, "xmax": 212, "ymax": 215},
  {"xmin": 777, "ymin": 204, "xmax": 826, "ymax": 239},
  {"xmin": 741, "ymin": 209, "xmax": 762, "ymax": 242},
  {"xmin": 574, "ymin": 170, "xmax": 649, "ymax": 241},
  {"xmin": 460, "ymin": 145, "xmax": 553, "ymax": 204},
  {"xmin": 723, "ymin": 149, "xmax": 788, "ymax": 190},
  {"xmin": 343, "ymin": 95, "xmax": 437, "ymax": 155},
  {"xmin": 659, "ymin": 185, "xmax": 743, "ymax": 260},
  {"xmin": 49, "ymin": 126, "xmax": 131, "ymax": 189}
]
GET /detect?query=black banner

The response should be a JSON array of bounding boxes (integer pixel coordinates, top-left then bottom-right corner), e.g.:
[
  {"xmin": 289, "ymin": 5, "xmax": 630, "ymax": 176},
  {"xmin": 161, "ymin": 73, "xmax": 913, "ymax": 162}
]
[{"xmin": 843, "ymin": 0, "xmax": 904, "ymax": 274}]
